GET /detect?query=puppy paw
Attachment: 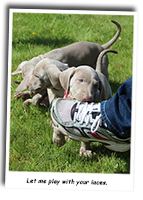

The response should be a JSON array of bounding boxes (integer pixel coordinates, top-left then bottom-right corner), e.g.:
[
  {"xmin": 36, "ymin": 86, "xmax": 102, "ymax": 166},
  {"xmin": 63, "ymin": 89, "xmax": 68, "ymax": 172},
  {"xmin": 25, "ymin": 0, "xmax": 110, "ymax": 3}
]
[
  {"xmin": 14, "ymin": 92, "xmax": 23, "ymax": 99},
  {"xmin": 79, "ymin": 141, "xmax": 92, "ymax": 157},
  {"xmin": 14, "ymin": 92, "xmax": 30, "ymax": 99},
  {"xmin": 65, "ymin": 136, "xmax": 70, "ymax": 141},
  {"xmin": 52, "ymin": 134, "xmax": 66, "ymax": 147},
  {"xmin": 79, "ymin": 147, "xmax": 92, "ymax": 157}
]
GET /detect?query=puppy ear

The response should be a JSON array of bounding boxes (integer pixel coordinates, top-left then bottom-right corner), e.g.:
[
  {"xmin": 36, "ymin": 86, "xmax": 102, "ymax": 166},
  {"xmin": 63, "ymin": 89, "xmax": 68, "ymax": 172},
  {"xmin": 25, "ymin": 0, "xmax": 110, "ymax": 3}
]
[
  {"xmin": 12, "ymin": 61, "xmax": 28, "ymax": 75},
  {"xmin": 15, "ymin": 70, "xmax": 33, "ymax": 91},
  {"xmin": 59, "ymin": 67, "xmax": 76, "ymax": 91},
  {"xmin": 96, "ymin": 71, "xmax": 111, "ymax": 101},
  {"xmin": 47, "ymin": 65, "xmax": 63, "ymax": 90},
  {"xmin": 98, "ymin": 79, "xmax": 104, "ymax": 102}
]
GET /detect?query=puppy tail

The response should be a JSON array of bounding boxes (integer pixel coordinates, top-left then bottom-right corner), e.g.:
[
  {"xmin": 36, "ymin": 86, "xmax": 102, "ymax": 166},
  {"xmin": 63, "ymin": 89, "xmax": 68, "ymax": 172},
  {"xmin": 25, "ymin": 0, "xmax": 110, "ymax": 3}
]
[
  {"xmin": 96, "ymin": 49, "xmax": 118, "ymax": 72},
  {"xmin": 102, "ymin": 20, "xmax": 121, "ymax": 49}
]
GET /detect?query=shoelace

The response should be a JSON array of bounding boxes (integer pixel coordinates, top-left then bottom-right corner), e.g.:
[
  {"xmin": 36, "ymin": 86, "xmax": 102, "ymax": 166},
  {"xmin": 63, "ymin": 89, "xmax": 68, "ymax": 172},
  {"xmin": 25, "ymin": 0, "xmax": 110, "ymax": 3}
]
[{"xmin": 73, "ymin": 102, "xmax": 103, "ymax": 132}]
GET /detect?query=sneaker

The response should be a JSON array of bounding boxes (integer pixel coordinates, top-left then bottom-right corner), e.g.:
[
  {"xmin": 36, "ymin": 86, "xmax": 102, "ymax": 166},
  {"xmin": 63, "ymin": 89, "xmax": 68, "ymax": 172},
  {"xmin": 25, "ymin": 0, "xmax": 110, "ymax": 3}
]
[{"xmin": 50, "ymin": 98, "xmax": 130, "ymax": 152}]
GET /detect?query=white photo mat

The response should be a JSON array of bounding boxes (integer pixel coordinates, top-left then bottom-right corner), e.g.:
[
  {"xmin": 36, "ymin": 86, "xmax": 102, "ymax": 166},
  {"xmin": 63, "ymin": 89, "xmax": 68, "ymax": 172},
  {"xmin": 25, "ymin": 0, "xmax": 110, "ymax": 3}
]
[{"xmin": 5, "ymin": 9, "xmax": 138, "ymax": 192}]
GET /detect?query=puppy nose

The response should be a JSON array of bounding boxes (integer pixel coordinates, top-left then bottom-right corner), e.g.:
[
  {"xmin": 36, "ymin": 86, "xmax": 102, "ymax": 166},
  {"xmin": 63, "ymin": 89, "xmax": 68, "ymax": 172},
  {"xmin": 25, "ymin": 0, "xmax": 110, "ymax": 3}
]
[{"xmin": 82, "ymin": 96, "xmax": 92, "ymax": 102}]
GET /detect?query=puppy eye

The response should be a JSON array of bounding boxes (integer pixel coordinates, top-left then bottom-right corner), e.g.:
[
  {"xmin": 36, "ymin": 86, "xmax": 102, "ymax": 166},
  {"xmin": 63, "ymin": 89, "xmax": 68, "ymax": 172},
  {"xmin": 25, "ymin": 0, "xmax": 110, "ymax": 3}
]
[
  {"xmin": 78, "ymin": 79, "xmax": 83, "ymax": 83},
  {"xmin": 35, "ymin": 74, "xmax": 39, "ymax": 78},
  {"xmin": 94, "ymin": 84, "xmax": 98, "ymax": 89}
]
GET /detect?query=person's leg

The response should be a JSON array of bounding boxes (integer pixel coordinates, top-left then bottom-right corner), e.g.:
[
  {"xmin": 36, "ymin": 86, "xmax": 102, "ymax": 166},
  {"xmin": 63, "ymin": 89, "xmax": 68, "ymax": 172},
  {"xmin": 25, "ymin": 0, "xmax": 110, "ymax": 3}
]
[{"xmin": 101, "ymin": 77, "xmax": 132, "ymax": 139}]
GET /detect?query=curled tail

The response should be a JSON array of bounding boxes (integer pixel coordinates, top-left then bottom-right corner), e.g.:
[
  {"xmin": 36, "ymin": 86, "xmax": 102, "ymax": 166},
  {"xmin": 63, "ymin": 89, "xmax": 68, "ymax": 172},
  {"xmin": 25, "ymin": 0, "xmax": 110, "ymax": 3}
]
[
  {"xmin": 96, "ymin": 49, "xmax": 118, "ymax": 72},
  {"xmin": 102, "ymin": 20, "xmax": 121, "ymax": 49}
]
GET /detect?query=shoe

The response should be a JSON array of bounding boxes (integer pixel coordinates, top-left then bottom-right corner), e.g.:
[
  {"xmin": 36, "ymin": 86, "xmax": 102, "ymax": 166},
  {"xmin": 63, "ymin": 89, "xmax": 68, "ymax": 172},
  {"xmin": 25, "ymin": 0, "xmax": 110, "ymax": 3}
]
[{"xmin": 50, "ymin": 98, "xmax": 130, "ymax": 152}]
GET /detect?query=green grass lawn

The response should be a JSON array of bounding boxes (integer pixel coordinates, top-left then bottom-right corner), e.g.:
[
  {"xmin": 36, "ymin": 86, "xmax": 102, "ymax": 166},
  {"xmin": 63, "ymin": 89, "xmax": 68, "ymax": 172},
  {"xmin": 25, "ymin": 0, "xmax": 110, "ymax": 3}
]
[{"xmin": 9, "ymin": 12, "xmax": 133, "ymax": 173}]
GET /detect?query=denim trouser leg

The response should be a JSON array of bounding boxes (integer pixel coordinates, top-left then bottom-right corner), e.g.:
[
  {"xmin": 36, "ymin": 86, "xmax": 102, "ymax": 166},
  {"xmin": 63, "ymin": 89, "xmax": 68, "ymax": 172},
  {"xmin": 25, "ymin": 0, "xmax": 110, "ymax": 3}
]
[{"xmin": 100, "ymin": 77, "xmax": 132, "ymax": 139}]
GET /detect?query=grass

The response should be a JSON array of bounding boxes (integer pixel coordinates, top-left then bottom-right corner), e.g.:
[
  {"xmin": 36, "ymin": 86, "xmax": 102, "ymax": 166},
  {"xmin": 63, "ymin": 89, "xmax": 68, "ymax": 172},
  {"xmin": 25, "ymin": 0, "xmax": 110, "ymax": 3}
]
[{"xmin": 9, "ymin": 12, "xmax": 133, "ymax": 173}]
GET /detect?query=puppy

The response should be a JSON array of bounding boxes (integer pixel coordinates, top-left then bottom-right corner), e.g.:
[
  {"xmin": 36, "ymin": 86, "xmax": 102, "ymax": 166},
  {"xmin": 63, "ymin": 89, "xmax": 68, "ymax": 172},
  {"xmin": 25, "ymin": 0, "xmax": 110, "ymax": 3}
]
[
  {"xmin": 13, "ymin": 58, "xmax": 68, "ymax": 114},
  {"xmin": 58, "ymin": 49, "xmax": 117, "ymax": 156}
]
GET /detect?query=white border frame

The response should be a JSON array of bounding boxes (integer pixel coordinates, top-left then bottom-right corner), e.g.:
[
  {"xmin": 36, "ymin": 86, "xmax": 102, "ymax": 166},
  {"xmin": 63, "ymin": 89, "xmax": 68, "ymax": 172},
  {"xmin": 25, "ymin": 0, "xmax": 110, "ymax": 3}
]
[{"xmin": 5, "ymin": 9, "xmax": 137, "ymax": 191}]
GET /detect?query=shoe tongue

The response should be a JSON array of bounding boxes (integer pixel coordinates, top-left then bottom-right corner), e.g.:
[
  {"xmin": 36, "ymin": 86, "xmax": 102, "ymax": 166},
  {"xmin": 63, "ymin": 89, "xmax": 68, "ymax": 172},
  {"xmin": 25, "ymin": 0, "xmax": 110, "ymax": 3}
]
[{"xmin": 71, "ymin": 103, "xmax": 78, "ymax": 120}]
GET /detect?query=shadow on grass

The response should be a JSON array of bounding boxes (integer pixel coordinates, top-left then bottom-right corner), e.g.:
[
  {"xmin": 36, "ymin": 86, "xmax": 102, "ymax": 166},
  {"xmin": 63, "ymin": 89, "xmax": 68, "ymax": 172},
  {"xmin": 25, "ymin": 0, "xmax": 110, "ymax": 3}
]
[
  {"xmin": 12, "ymin": 35, "xmax": 75, "ymax": 49},
  {"xmin": 109, "ymin": 79, "xmax": 122, "ymax": 95},
  {"xmin": 90, "ymin": 143, "xmax": 130, "ymax": 174}
]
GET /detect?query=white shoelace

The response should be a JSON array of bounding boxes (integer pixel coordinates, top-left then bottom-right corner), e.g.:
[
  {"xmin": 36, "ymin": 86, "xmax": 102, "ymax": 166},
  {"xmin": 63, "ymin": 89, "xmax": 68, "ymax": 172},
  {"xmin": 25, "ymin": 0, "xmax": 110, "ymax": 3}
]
[{"xmin": 73, "ymin": 102, "xmax": 103, "ymax": 132}]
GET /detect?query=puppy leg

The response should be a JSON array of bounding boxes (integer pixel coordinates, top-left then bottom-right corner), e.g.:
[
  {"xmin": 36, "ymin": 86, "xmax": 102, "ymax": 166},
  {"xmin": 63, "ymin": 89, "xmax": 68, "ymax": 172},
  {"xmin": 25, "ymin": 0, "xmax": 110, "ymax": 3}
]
[
  {"xmin": 23, "ymin": 90, "xmax": 48, "ymax": 115},
  {"xmin": 80, "ymin": 141, "xmax": 92, "ymax": 157},
  {"xmin": 23, "ymin": 98, "xmax": 33, "ymax": 116},
  {"xmin": 48, "ymin": 89, "xmax": 67, "ymax": 147},
  {"xmin": 14, "ymin": 91, "xmax": 31, "ymax": 99},
  {"xmin": 52, "ymin": 126, "xmax": 66, "ymax": 147}
]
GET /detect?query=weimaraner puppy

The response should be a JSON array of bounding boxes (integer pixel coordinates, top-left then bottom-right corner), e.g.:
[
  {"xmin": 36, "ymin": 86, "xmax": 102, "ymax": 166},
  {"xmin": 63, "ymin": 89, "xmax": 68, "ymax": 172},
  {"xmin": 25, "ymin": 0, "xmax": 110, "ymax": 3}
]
[
  {"xmin": 60, "ymin": 49, "xmax": 117, "ymax": 102},
  {"xmin": 59, "ymin": 66, "xmax": 112, "ymax": 103},
  {"xmin": 12, "ymin": 55, "xmax": 44, "ymax": 104},
  {"xmin": 13, "ymin": 58, "xmax": 68, "ymax": 115},
  {"xmin": 12, "ymin": 55, "xmax": 49, "ymax": 114},
  {"xmin": 22, "ymin": 58, "xmax": 69, "ymax": 147},
  {"xmin": 58, "ymin": 49, "xmax": 117, "ymax": 156}
]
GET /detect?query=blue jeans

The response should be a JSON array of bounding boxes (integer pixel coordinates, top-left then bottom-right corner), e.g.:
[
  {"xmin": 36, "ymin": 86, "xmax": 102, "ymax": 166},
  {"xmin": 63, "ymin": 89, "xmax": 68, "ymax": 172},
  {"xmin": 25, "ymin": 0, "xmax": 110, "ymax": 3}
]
[{"xmin": 100, "ymin": 77, "xmax": 132, "ymax": 139}]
